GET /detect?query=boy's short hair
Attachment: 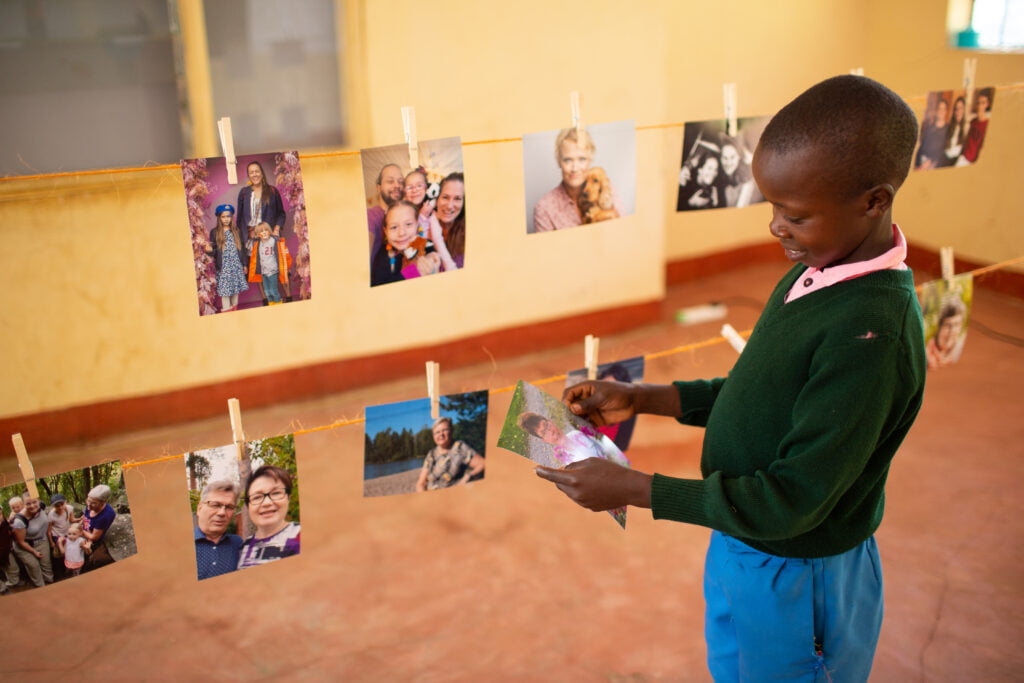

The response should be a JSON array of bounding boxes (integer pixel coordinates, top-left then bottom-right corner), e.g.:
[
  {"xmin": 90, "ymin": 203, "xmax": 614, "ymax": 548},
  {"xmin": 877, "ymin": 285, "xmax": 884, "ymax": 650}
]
[{"xmin": 758, "ymin": 75, "xmax": 918, "ymax": 198}]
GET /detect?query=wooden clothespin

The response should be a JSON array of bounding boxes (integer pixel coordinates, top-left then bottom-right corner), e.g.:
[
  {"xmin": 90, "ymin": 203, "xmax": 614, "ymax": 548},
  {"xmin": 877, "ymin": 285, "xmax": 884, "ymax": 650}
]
[
  {"xmin": 723, "ymin": 83, "xmax": 738, "ymax": 137},
  {"xmin": 402, "ymin": 106, "xmax": 419, "ymax": 169},
  {"xmin": 940, "ymin": 246, "xmax": 956, "ymax": 286},
  {"xmin": 849, "ymin": 67, "xmax": 865, "ymax": 76},
  {"xmin": 962, "ymin": 58, "xmax": 977, "ymax": 111},
  {"xmin": 584, "ymin": 335, "xmax": 600, "ymax": 380},
  {"xmin": 426, "ymin": 361, "xmax": 440, "ymax": 420},
  {"xmin": 12, "ymin": 433, "xmax": 39, "ymax": 499},
  {"xmin": 217, "ymin": 117, "xmax": 238, "ymax": 185},
  {"xmin": 962, "ymin": 57, "xmax": 977, "ymax": 94},
  {"xmin": 228, "ymin": 398, "xmax": 245, "ymax": 460},
  {"xmin": 570, "ymin": 91, "xmax": 582, "ymax": 136},
  {"xmin": 720, "ymin": 324, "xmax": 747, "ymax": 355}
]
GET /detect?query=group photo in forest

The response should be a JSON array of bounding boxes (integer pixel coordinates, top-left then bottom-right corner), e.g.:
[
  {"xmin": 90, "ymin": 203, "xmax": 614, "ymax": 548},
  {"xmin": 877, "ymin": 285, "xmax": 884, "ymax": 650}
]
[
  {"xmin": 363, "ymin": 391, "xmax": 488, "ymax": 497},
  {"xmin": 185, "ymin": 435, "xmax": 301, "ymax": 580},
  {"xmin": 1, "ymin": 461, "xmax": 135, "ymax": 594}
]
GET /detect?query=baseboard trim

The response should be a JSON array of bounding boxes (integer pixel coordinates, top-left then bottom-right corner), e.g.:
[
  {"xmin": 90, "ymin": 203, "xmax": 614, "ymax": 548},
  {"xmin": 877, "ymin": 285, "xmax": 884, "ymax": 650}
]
[
  {"xmin": 1, "ymin": 299, "xmax": 661, "ymax": 453},
  {"xmin": 5, "ymin": 241, "xmax": 1019, "ymax": 453}
]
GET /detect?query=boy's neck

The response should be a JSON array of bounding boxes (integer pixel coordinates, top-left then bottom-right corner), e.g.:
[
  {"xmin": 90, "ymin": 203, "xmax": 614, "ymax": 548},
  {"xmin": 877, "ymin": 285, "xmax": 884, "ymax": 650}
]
[{"xmin": 829, "ymin": 217, "xmax": 895, "ymax": 269}]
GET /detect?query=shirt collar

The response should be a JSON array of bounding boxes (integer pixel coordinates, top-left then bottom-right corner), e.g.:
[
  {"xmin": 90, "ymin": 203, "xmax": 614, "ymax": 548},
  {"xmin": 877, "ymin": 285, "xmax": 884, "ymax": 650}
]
[{"xmin": 785, "ymin": 224, "xmax": 907, "ymax": 303}]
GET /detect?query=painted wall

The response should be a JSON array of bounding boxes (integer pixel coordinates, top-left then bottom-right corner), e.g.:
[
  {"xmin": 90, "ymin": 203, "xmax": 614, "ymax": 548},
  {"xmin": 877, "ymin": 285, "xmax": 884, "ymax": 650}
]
[
  {"xmin": 864, "ymin": 0, "xmax": 1024, "ymax": 267},
  {"xmin": 1, "ymin": 0, "xmax": 1020, "ymax": 421}
]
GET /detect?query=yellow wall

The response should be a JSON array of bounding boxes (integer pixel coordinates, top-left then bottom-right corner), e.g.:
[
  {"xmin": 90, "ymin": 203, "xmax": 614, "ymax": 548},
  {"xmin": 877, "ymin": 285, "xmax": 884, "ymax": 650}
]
[
  {"xmin": 1, "ymin": 0, "xmax": 1021, "ymax": 420},
  {"xmin": 865, "ymin": 0, "xmax": 1024, "ymax": 267}
]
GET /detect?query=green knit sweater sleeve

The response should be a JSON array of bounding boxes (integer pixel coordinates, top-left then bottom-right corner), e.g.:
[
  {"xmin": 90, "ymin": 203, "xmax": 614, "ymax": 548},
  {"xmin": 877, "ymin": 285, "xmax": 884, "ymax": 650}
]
[{"xmin": 672, "ymin": 377, "xmax": 725, "ymax": 427}]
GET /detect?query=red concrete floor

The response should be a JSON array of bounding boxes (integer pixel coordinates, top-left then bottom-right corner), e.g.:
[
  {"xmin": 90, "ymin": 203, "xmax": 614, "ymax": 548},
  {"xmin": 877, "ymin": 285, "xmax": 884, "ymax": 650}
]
[{"xmin": 2, "ymin": 261, "xmax": 1022, "ymax": 681}]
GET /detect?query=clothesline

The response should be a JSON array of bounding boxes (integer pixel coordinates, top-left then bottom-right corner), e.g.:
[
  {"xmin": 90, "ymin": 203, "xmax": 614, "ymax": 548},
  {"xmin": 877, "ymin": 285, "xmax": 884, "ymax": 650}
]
[
  {"xmin": 3, "ymin": 82, "xmax": 1021, "ymax": 183},
  {"xmin": 118, "ymin": 253, "xmax": 1024, "ymax": 471},
  {"xmin": 118, "ymin": 330, "xmax": 751, "ymax": 471}
]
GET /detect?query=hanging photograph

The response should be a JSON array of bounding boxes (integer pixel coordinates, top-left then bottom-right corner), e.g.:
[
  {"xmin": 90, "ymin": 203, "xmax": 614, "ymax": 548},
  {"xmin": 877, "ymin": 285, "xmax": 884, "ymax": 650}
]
[
  {"xmin": 676, "ymin": 115, "xmax": 770, "ymax": 212},
  {"xmin": 0, "ymin": 460, "xmax": 136, "ymax": 593},
  {"xmin": 523, "ymin": 119, "xmax": 636, "ymax": 233},
  {"xmin": 363, "ymin": 390, "xmax": 488, "ymax": 497},
  {"xmin": 360, "ymin": 137, "xmax": 466, "ymax": 287},
  {"xmin": 913, "ymin": 87, "xmax": 995, "ymax": 170},
  {"xmin": 919, "ymin": 273, "xmax": 973, "ymax": 370},
  {"xmin": 497, "ymin": 380, "xmax": 629, "ymax": 528},
  {"xmin": 565, "ymin": 355, "xmax": 645, "ymax": 453},
  {"xmin": 181, "ymin": 151, "xmax": 312, "ymax": 315},
  {"xmin": 184, "ymin": 435, "xmax": 301, "ymax": 580}
]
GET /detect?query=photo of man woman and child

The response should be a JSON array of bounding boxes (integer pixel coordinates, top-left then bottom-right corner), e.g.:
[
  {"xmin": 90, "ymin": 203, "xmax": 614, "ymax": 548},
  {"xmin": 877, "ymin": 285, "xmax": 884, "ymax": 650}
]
[
  {"xmin": 523, "ymin": 119, "xmax": 636, "ymax": 233},
  {"xmin": 497, "ymin": 380, "xmax": 630, "ymax": 528},
  {"xmin": 185, "ymin": 436, "xmax": 301, "ymax": 581},
  {"xmin": 1, "ymin": 461, "xmax": 136, "ymax": 594},
  {"xmin": 360, "ymin": 137, "xmax": 467, "ymax": 287},
  {"xmin": 363, "ymin": 390, "xmax": 488, "ymax": 497},
  {"xmin": 676, "ymin": 116, "xmax": 770, "ymax": 212},
  {"xmin": 913, "ymin": 87, "xmax": 996, "ymax": 170},
  {"xmin": 920, "ymin": 273, "xmax": 973, "ymax": 370},
  {"xmin": 182, "ymin": 151, "xmax": 312, "ymax": 315}
]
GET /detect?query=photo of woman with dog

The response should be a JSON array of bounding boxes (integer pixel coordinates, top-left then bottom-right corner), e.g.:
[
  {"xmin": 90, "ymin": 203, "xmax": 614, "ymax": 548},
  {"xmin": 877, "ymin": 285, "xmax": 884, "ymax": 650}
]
[{"xmin": 523, "ymin": 119, "xmax": 636, "ymax": 233}]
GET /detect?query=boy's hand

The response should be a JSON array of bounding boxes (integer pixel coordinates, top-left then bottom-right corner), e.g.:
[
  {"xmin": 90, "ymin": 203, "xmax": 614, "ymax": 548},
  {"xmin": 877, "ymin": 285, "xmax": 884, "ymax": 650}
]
[
  {"xmin": 562, "ymin": 380, "xmax": 637, "ymax": 426},
  {"xmin": 535, "ymin": 458, "xmax": 652, "ymax": 510}
]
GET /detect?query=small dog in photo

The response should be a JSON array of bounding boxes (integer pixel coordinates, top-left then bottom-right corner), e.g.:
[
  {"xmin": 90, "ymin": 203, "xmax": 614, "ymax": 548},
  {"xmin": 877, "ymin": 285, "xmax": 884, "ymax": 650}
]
[{"xmin": 577, "ymin": 167, "xmax": 620, "ymax": 224}]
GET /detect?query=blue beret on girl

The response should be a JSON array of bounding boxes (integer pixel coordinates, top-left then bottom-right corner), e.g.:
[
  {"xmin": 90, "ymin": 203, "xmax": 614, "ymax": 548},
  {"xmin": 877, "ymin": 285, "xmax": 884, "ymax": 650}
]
[{"xmin": 215, "ymin": 204, "xmax": 235, "ymax": 215}]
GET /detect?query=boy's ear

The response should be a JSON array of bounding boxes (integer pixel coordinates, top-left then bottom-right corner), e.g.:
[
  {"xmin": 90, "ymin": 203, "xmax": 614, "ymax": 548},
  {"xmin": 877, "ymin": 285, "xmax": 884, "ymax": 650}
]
[{"xmin": 863, "ymin": 184, "xmax": 895, "ymax": 217}]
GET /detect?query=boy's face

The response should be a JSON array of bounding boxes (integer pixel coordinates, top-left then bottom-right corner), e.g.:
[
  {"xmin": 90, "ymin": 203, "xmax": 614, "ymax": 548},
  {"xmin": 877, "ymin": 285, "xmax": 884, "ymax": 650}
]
[{"xmin": 753, "ymin": 147, "xmax": 878, "ymax": 269}]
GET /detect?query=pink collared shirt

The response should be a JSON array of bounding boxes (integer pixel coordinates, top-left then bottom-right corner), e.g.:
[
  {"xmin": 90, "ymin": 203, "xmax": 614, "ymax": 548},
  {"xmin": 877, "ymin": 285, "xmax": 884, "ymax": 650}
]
[{"xmin": 785, "ymin": 225, "xmax": 908, "ymax": 303}]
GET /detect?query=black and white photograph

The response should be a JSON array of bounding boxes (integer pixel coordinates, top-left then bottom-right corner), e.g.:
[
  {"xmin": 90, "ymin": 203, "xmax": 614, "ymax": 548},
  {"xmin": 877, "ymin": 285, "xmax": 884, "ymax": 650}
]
[{"xmin": 676, "ymin": 116, "xmax": 770, "ymax": 212}]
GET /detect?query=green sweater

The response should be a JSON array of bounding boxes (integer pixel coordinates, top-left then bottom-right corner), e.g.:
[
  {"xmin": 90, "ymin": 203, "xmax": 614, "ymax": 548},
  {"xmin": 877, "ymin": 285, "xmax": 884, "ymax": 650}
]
[{"xmin": 651, "ymin": 266, "xmax": 926, "ymax": 558}]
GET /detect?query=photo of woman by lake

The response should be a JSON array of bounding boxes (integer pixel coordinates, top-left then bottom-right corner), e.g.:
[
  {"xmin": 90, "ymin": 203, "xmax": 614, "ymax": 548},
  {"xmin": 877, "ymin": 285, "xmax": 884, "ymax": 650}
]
[{"xmin": 363, "ymin": 390, "xmax": 488, "ymax": 497}]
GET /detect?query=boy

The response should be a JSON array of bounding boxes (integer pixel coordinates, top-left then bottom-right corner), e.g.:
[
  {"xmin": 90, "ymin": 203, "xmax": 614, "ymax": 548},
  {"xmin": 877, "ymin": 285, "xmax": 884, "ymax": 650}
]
[
  {"xmin": 248, "ymin": 222, "xmax": 289, "ymax": 305},
  {"xmin": 535, "ymin": 75, "xmax": 925, "ymax": 681}
]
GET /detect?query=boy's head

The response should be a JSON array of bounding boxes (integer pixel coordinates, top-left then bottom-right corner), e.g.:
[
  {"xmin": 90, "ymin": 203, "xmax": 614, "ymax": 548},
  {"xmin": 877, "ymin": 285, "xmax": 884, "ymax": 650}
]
[
  {"xmin": 257, "ymin": 223, "xmax": 272, "ymax": 239},
  {"xmin": 753, "ymin": 75, "xmax": 918, "ymax": 269}
]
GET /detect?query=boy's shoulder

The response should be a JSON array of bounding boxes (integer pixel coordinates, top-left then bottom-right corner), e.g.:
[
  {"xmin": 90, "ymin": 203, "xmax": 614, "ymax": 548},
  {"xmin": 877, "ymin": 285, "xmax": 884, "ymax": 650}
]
[{"xmin": 767, "ymin": 267, "xmax": 922, "ymax": 342}]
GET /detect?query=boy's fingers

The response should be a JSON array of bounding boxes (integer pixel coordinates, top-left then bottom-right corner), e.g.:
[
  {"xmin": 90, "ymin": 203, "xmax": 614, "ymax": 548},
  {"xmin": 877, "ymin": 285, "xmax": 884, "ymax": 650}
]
[{"xmin": 534, "ymin": 466, "xmax": 566, "ymax": 483}]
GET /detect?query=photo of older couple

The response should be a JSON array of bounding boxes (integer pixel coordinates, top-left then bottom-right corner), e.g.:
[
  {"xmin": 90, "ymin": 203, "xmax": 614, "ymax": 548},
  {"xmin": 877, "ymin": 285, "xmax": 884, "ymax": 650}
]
[
  {"xmin": 1, "ymin": 461, "xmax": 136, "ymax": 594},
  {"xmin": 186, "ymin": 436, "xmax": 301, "ymax": 581}
]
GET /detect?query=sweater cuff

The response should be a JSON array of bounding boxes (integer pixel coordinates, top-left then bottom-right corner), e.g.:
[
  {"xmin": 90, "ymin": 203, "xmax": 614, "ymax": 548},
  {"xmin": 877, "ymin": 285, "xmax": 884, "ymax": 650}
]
[
  {"xmin": 671, "ymin": 379, "xmax": 720, "ymax": 426},
  {"xmin": 651, "ymin": 473, "xmax": 707, "ymax": 526}
]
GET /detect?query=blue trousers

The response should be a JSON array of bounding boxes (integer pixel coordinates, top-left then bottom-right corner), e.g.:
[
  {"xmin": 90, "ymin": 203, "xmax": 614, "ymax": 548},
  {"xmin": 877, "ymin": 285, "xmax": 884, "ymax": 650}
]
[
  {"xmin": 704, "ymin": 531, "xmax": 883, "ymax": 682},
  {"xmin": 262, "ymin": 271, "xmax": 280, "ymax": 302}
]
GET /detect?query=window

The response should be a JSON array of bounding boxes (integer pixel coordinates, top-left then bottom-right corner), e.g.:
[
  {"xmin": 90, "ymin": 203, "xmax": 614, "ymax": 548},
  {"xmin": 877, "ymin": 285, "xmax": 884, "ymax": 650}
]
[
  {"xmin": 952, "ymin": 0, "xmax": 1024, "ymax": 50},
  {"xmin": 0, "ymin": 0, "xmax": 182, "ymax": 176},
  {"xmin": 971, "ymin": 0, "xmax": 1024, "ymax": 48},
  {"xmin": 0, "ymin": 0, "xmax": 347, "ymax": 177},
  {"xmin": 202, "ymin": 0, "xmax": 345, "ymax": 154}
]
